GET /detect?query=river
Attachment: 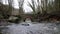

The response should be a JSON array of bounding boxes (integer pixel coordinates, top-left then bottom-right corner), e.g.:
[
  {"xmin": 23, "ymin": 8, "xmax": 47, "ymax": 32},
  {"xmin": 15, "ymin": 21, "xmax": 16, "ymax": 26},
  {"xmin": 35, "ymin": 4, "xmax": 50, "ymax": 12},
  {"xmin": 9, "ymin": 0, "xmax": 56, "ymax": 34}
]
[{"xmin": 0, "ymin": 22, "xmax": 60, "ymax": 34}]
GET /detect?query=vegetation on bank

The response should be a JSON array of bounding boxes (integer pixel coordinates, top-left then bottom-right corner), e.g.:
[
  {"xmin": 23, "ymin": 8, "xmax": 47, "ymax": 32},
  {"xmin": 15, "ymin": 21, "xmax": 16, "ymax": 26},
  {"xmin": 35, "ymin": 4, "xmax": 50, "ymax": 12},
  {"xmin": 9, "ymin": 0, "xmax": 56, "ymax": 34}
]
[{"xmin": 0, "ymin": 0, "xmax": 60, "ymax": 23}]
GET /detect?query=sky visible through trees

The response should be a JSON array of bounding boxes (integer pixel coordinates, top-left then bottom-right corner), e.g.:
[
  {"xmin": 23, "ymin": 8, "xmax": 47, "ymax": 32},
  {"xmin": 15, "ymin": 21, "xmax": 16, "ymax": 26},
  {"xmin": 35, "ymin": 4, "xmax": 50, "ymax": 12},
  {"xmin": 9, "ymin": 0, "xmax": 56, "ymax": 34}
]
[
  {"xmin": 1, "ymin": 0, "xmax": 54, "ymax": 13},
  {"xmin": 1, "ymin": 0, "xmax": 32, "ymax": 13}
]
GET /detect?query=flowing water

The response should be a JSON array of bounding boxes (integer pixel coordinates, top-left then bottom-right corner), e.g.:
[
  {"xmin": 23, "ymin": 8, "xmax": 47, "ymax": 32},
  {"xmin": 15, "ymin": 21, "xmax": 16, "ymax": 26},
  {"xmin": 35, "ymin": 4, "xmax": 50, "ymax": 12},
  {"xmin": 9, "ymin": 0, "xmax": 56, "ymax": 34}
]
[
  {"xmin": 0, "ymin": 20, "xmax": 60, "ymax": 34},
  {"xmin": 0, "ymin": 23, "xmax": 60, "ymax": 34}
]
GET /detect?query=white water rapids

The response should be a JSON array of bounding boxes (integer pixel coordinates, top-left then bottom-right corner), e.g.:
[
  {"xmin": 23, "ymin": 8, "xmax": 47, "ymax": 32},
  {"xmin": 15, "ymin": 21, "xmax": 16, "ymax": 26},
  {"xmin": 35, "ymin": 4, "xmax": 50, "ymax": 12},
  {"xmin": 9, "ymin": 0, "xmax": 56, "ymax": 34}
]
[{"xmin": 1, "ymin": 23, "xmax": 60, "ymax": 34}]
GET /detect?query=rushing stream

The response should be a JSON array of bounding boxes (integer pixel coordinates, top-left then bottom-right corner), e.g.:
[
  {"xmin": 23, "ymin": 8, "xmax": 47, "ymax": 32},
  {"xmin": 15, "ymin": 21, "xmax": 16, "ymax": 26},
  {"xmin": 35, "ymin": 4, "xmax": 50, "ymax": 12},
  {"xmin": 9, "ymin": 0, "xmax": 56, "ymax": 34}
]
[
  {"xmin": 0, "ymin": 22, "xmax": 60, "ymax": 34},
  {"xmin": 0, "ymin": 19, "xmax": 60, "ymax": 34}
]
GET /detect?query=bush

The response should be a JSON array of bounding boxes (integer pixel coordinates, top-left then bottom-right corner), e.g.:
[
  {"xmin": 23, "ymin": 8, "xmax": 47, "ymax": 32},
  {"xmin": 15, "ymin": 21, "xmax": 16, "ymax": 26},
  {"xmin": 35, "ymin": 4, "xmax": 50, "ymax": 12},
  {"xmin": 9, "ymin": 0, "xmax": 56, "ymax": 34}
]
[{"xmin": 8, "ymin": 15, "xmax": 22, "ymax": 23}]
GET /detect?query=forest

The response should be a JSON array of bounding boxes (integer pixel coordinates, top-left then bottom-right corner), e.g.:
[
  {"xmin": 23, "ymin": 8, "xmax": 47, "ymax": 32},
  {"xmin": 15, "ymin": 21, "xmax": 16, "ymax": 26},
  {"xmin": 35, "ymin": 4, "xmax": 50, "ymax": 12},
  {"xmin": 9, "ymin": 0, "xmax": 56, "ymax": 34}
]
[{"xmin": 0, "ymin": 0, "xmax": 60, "ymax": 23}]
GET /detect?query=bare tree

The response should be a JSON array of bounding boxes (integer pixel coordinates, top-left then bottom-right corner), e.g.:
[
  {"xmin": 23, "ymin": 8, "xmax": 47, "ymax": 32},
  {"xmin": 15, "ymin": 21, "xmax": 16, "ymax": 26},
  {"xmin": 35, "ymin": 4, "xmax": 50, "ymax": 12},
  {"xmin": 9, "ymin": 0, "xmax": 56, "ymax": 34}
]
[
  {"xmin": 0, "ymin": 2, "xmax": 10, "ymax": 19},
  {"xmin": 37, "ymin": 0, "xmax": 41, "ymax": 13},
  {"xmin": 28, "ymin": 0, "xmax": 36, "ymax": 14},
  {"xmin": 41, "ymin": 0, "xmax": 48, "ymax": 15},
  {"xmin": 8, "ymin": 0, "xmax": 13, "ymax": 15},
  {"xmin": 19, "ymin": 0, "xmax": 24, "ymax": 15}
]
